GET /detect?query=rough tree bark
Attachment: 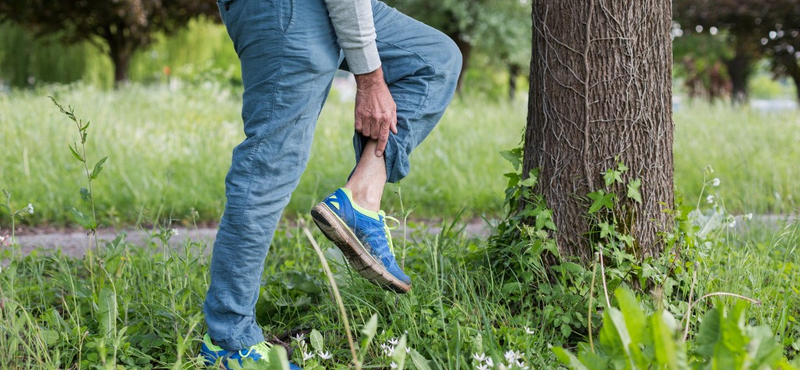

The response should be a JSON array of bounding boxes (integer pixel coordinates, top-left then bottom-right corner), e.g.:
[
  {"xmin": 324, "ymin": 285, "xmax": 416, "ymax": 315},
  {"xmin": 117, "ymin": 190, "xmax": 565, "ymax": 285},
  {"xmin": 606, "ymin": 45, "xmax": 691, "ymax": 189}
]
[{"xmin": 523, "ymin": 0, "xmax": 674, "ymax": 262}]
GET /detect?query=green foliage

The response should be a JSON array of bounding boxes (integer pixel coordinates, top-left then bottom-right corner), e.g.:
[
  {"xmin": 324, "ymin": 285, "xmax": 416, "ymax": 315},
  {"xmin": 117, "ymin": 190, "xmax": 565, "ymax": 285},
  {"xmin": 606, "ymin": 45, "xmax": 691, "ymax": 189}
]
[
  {"xmin": 381, "ymin": 0, "xmax": 531, "ymax": 69},
  {"xmin": 555, "ymin": 288, "xmax": 800, "ymax": 370},
  {"xmin": 0, "ymin": 0, "xmax": 218, "ymax": 84}
]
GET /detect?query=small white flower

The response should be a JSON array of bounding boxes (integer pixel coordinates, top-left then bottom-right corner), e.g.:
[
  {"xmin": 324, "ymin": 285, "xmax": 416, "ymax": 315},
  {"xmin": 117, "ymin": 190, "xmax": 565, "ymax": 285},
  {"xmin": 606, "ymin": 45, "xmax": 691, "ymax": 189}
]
[
  {"xmin": 21, "ymin": 203, "xmax": 34, "ymax": 215},
  {"xmin": 728, "ymin": 219, "xmax": 737, "ymax": 228},
  {"xmin": 485, "ymin": 357, "xmax": 494, "ymax": 367},
  {"xmin": 516, "ymin": 360, "xmax": 528, "ymax": 369},
  {"xmin": 406, "ymin": 347, "xmax": 411, "ymax": 354},
  {"xmin": 524, "ymin": 326, "xmax": 535, "ymax": 335},
  {"xmin": 477, "ymin": 364, "xmax": 489, "ymax": 370},
  {"xmin": 317, "ymin": 350, "xmax": 332, "ymax": 360},
  {"xmin": 388, "ymin": 337, "xmax": 399, "ymax": 345},
  {"xmin": 381, "ymin": 343, "xmax": 394, "ymax": 356},
  {"xmin": 473, "ymin": 353, "xmax": 487, "ymax": 362},
  {"xmin": 292, "ymin": 333, "xmax": 306, "ymax": 342},
  {"xmin": 706, "ymin": 195, "xmax": 715, "ymax": 204},
  {"xmin": 390, "ymin": 362, "xmax": 398, "ymax": 369},
  {"xmin": 505, "ymin": 350, "xmax": 523, "ymax": 364},
  {"xmin": 171, "ymin": 228, "xmax": 179, "ymax": 236},
  {"xmin": 711, "ymin": 178, "xmax": 720, "ymax": 187},
  {"xmin": 745, "ymin": 213, "xmax": 753, "ymax": 220},
  {"xmin": 302, "ymin": 351, "xmax": 315, "ymax": 361}
]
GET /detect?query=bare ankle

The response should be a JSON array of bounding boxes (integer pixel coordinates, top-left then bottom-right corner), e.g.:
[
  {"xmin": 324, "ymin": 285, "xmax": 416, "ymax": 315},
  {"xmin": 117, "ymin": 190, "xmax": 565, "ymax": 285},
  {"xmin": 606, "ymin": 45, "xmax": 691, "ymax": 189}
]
[{"xmin": 344, "ymin": 185, "xmax": 382, "ymax": 212}]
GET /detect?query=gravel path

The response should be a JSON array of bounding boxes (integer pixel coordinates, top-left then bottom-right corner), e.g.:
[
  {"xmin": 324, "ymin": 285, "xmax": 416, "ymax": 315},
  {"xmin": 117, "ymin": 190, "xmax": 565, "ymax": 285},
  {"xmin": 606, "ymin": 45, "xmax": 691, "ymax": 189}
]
[
  {"xmin": 6, "ymin": 214, "xmax": 797, "ymax": 259},
  {"xmin": 9, "ymin": 218, "xmax": 494, "ymax": 259}
]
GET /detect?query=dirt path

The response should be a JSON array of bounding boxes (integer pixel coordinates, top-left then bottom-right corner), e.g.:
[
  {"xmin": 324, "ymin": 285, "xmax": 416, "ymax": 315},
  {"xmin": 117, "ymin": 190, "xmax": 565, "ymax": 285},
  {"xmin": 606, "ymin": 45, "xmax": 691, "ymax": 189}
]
[
  {"xmin": 7, "ymin": 214, "xmax": 797, "ymax": 259},
  {"xmin": 9, "ymin": 218, "xmax": 494, "ymax": 258}
]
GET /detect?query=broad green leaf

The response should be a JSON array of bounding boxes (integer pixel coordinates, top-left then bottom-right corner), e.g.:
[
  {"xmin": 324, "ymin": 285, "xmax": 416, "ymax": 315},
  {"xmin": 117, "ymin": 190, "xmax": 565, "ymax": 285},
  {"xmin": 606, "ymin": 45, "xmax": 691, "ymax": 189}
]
[
  {"xmin": 41, "ymin": 329, "xmax": 60, "ymax": 345},
  {"xmin": 359, "ymin": 314, "xmax": 379, "ymax": 357},
  {"xmin": 409, "ymin": 348, "xmax": 432, "ymax": 370},
  {"xmin": 90, "ymin": 156, "xmax": 109, "ymax": 180},
  {"xmin": 69, "ymin": 207, "xmax": 94, "ymax": 229},
  {"xmin": 747, "ymin": 325, "xmax": 782, "ymax": 368},
  {"xmin": 391, "ymin": 335, "xmax": 408, "ymax": 369},
  {"xmin": 615, "ymin": 288, "xmax": 645, "ymax": 346},
  {"xmin": 651, "ymin": 311, "xmax": 679, "ymax": 370},
  {"xmin": 361, "ymin": 314, "xmax": 378, "ymax": 337},
  {"xmin": 266, "ymin": 345, "xmax": 291, "ymax": 370},
  {"xmin": 599, "ymin": 308, "xmax": 632, "ymax": 359},
  {"xmin": 98, "ymin": 287, "xmax": 117, "ymax": 337},
  {"xmin": 694, "ymin": 307, "xmax": 721, "ymax": 358},
  {"xmin": 309, "ymin": 329, "xmax": 324, "ymax": 352},
  {"xmin": 627, "ymin": 179, "xmax": 642, "ymax": 203},
  {"xmin": 552, "ymin": 346, "xmax": 588, "ymax": 370}
]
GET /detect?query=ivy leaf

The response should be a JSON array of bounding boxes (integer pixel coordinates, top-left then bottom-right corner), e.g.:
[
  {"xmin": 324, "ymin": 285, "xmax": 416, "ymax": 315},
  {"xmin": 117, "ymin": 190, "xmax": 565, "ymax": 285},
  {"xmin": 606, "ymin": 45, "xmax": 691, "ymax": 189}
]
[
  {"xmin": 627, "ymin": 179, "xmax": 642, "ymax": 203},
  {"xmin": 603, "ymin": 169, "xmax": 622, "ymax": 187},
  {"xmin": 588, "ymin": 191, "xmax": 615, "ymax": 214},
  {"xmin": 500, "ymin": 149, "xmax": 522, "ymax": 171},
  {"xmin": 90, "ymin": 156, "xmax": 108, "ymax": 180}
]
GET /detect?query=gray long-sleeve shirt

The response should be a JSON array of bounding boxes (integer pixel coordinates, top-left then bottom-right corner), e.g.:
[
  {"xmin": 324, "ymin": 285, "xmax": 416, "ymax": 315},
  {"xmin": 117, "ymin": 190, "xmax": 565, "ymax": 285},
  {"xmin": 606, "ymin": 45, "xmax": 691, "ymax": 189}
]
[{"xmin": 323, "ymin": 0, "xmax": 381, "ymax": 74}]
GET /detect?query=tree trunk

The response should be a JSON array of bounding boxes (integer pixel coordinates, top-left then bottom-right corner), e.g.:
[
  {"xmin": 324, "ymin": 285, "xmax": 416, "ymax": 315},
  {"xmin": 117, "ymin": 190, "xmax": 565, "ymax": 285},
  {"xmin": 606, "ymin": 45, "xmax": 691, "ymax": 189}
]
[
  {"xmin": 724, "ymin": 55, "xmax": 751, "ymax": 104},
  {"xmin": 105, "ymin": 32, "xmax": 134, "ymax": 88},
  {"xmin": 448, "ymin": 32, "xmax": 471, "ymax": 93},
  {"xmin": 780, "ymin": 56, "xmax": 800, "ymax": 106},
  {"xmin": 509, "ymin": 64, "xmax": 520, "ymax": 101},
  {"xmin": 524, "ymin": 0, "xmax": 674, "ymax": 262},
  {"xmin": 723, "ymin": 38, "xmax": 756, "ymax": 105},
  {"xmin": 110, "ymin": 50, "xmax": 131, "ymax": 87}
]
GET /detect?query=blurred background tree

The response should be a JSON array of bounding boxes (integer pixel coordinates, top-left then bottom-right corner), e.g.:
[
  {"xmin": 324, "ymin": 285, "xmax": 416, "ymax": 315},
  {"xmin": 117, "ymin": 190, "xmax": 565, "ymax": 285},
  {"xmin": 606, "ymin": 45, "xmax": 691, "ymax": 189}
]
[
  {"xmin": 0, "ymin": 0, "xmax": 218, "ymax": 86},
  {"xmin": 673, "ymin": 0, "xmax": 800, "ymax": 104},
  {"xmin": 382, "ymin": 0, "xmax": 531, "ymax": 96}
]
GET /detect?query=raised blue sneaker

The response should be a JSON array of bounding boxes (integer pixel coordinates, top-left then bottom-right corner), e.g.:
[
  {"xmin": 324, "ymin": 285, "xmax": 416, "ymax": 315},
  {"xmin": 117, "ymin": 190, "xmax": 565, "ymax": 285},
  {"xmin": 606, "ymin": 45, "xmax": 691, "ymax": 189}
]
[
  {"xmin": 310, "ymin": 188, "xmax": 411, "ymax": 293},
  {"xmin": 200, "ymin": 333, "xmax": 302, "ymax": 370}
]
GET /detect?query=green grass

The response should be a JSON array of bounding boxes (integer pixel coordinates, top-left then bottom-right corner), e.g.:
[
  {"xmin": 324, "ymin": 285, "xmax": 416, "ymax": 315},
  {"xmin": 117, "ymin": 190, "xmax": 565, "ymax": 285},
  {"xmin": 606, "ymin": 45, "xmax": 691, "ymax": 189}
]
[
  {"xmin": 0, "ymin": 84, "xmax": 522, "ymax": 228},
  {"xmin": 1, "ymin": 84, "xmax": 798, "ymax": 229},
  {"xmin": 1, "ymin": 211, "xmax": 798, "ymax": 368},
  {"xmin": 674, "ymin": 101, "xmax": 800, "ymax": 215}
]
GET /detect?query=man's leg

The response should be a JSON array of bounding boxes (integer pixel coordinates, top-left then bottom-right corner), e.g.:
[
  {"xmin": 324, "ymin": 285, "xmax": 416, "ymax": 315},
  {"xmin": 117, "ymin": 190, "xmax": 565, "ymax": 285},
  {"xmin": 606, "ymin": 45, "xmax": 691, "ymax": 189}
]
[
  {"xmin": 204, "ymin": 0, "xmax": 340, "ymax": 351},
  {"xmin": 311, "ymin": 1, "xmax": 461, "ymax": 292},
  {"xmin": 351, "ymin": 0, "xmax": 462, "ymax": 188}
]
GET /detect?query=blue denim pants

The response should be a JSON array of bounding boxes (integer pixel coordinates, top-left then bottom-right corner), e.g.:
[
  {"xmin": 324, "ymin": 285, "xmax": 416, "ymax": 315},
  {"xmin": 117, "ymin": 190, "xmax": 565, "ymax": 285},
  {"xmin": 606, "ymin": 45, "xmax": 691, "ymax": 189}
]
[{"xmin": 204, "ymin": 0, "xmax": 461, "ymax": 350}]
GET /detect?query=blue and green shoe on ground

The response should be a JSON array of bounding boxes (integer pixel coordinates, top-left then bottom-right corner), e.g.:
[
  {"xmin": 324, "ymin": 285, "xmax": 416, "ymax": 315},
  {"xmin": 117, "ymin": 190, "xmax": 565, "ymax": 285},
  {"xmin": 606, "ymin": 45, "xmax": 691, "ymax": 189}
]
[
  {"xmin": 200, "ymin": 333, "xmax": 301, "ymax": 370},
  {"xmin": 311, "ymin": 188, "xmax": 411, "ymax": 293}
]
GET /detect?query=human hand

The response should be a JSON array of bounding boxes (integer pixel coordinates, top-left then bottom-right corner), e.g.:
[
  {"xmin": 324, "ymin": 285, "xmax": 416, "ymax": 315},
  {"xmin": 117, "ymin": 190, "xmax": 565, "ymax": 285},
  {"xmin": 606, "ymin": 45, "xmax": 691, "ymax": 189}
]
[{"xmin": 354, "ymin": 67, "xmax": 397, "ymax": 157}]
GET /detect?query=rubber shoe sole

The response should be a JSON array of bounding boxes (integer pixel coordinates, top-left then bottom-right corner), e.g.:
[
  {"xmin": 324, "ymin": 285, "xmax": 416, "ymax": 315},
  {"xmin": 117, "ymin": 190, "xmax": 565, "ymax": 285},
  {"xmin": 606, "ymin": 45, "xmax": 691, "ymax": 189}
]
[{"xmin": 311, "ymin": 203, "xmax": 410, "ymax": 293}]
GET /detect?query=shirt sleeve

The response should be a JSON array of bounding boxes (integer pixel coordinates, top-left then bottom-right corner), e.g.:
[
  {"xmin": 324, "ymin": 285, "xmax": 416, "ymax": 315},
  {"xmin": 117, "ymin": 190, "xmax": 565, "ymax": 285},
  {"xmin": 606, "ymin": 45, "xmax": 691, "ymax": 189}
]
[{"xmin": 323, "ymin": 0, "xmax": 381, "ymax": 74}]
